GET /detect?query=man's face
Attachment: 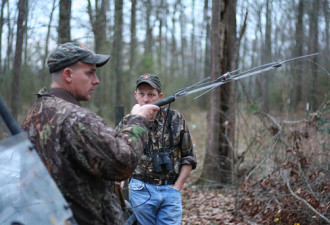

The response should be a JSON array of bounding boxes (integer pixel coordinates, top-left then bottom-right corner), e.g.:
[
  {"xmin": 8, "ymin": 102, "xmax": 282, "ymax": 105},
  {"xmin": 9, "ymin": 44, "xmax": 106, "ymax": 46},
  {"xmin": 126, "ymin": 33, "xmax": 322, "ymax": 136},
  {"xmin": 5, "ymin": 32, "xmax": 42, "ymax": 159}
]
[
  {"xmin": 70, "ymin": 62, "xmax": 99, "ymax": 101},
  {"xmin": 134, "ymin": 83, "xmax": 162, "ymax": 105}
]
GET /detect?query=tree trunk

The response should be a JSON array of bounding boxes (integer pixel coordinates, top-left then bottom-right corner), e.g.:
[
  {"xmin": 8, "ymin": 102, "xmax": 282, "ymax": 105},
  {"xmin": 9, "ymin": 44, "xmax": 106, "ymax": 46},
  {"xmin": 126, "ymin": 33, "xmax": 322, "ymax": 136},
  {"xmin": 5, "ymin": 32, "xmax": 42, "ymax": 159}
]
[
  {"xmin": 58, "ymin": 0, "xmax": 71, "ymax": 44},
  {"xmin": 144, "ymin": 0, "xmax": 153, "ymax": 56},
  {"xmin": 0, "ymin": 0, "xmax": 8, "ymax": 72},
  {"xmin": 201, "ymin": 0, "xmax": 237, "ymax": 186},
  {"xmin": 170, "ymin": 2, "xmax": 178, "ymax": 78},
  {"xmin": 189, "ymin": 0, "xmax": 196, "ymax": 79},
  {"xmin": 113, "ymin": 0, "xmax": 123, "ymax": 107},
  {"xmin": 201, "ymin": 0, "xmax": 221, "ymax": 185},
  {"xmin": 164, "ymin": 2, "xmax": 169, "ymax": 76},
  {"xmin": 308, "ymin": 0, "xmax": 319, "ymax": 111},
  {"xmin": 219, "ymin": 0, "xmax": 237, "ymax": 185},
  {"xmin": 179, "ymin": 0, "xmax": 186, "ymax": 77},
  {"xmin": 201, "ymin": 0, "xmax": 211, "ymax": 108},
  {"xmin": 87, "ymin": 0, "xmax": 108, "ymax": 54},
  {"xmin": 87, "ymin": 0, "xmax": 109, "ymax": 116},
  {"xmin": 127, "ymin": 0, "xmax": 137, "ymax": 108},
  {"xmin": 261, "ymin": 0, "xmax": 272, "ymax": 112},
  {"xmin": 23, "ymin": 3, "xmax": 28, "ymax": 66},
  {"xmin": 323, "ymin": 0, "xmax": 329, "ymax": 52},
  {"xmin": 41, "ymin": 0, "xmax": 56, "ymax": 85},
  {"xmin": 11, "ymin": 0, "xmax": 27, "ymax": 119},
  {"xmin": 203, "ymin": 0, "xmax": 211, "ymax": 78},
  {"xmin": 129, "ymin": 0, "xmax": 137, "ymax": 72},
  {"xmin": 254, "ymin": 4, "xmax": 263, "ymax": 100},
  {"xmin": 4, "ymin": 1, "xmax": 13, "ymax": 73},
  {"xmin": 294, "ymin": 0, "xmax": 304, "ymax": 110},
  {"xmin": 157, "ymin": 0, "xmax": 164, "ymax": 72}
]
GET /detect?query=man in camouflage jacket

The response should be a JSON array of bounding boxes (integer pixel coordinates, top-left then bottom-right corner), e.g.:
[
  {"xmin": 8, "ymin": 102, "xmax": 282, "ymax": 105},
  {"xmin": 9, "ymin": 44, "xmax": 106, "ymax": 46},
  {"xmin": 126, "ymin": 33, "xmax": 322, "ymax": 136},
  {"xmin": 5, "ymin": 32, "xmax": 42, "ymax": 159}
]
[
  {"xmin": 22, "ymin": 43, "xmax": 159, "ymax": 225},
  {"xmin": 116, "ymin": 74, "xmax": 197, "ymax": 225}
]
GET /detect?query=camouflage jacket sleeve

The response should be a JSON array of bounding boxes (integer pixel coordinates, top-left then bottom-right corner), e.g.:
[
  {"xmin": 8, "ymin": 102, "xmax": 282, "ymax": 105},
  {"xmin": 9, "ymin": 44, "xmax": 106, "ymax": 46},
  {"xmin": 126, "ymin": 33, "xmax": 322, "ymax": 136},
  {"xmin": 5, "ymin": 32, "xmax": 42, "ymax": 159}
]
[
  {"xmin": 176, "ymin": 112, "xmax": 197, "ymax": 170},
  {"xmin": 64, "ymin": 107, "xmax": 149, "ymax": 181}
]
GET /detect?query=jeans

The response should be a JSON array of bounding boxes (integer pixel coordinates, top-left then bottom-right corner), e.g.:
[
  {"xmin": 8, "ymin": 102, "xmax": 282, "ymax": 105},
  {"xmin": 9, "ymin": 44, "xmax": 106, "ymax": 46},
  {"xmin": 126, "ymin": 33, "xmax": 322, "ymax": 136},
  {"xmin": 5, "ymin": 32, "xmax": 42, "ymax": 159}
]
[{"xmin": 129, "ymin": 178, "xmax": 182, "ymax": 225}]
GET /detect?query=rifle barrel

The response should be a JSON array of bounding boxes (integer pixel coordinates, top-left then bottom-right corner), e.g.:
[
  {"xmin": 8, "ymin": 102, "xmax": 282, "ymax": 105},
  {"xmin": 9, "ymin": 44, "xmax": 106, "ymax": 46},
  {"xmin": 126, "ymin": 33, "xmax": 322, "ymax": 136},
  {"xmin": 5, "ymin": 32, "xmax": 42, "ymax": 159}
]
[{"xmin": 0, "ymin": 96, "xmax": 21, "ymax": 135}]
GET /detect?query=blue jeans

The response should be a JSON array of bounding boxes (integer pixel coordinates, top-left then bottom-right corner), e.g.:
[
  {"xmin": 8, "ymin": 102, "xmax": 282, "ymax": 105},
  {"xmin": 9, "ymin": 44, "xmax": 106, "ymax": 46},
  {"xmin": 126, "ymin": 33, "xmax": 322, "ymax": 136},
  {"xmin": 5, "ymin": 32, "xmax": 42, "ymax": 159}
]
[{"xmin": 129, "ymin": 178, "xmax": 182, "ymax": 225}]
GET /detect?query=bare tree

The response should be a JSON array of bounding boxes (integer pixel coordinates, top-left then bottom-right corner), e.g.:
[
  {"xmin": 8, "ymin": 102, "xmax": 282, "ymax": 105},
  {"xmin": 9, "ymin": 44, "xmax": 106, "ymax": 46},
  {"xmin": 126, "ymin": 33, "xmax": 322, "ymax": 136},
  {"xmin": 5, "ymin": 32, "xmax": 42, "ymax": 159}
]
[
  {"xmin": 4, "ymin": 1, "xmax": 14, "ymax": 73},
  {"xmin": 179, "ymin": 0, "xmax": 186, "ymax": 77},
  {"xmin": 0, "ymin": 0, "xmax": 8, "ymax": 72},
  {"xmin": 170, "ymin": 1, "xmax": 178, "ymax": 78},
  {"xmin": 11, "ymin": 0, "xmax": 28, "ymax": 119},
  {"xmin": 129, "ymin": 0, "xmax": 137, "ymax": 73},
  {"xmin": 253, "ymin": 2, "xmax": 264, "ymax": 100},
  {"xmin": 294, "ymin": 0, "xmax": 304, "ymax": 109},
  {"xmin": 323, "ymin": 0, "xmax": 329, "ymax": 52},
  {"xmin": 87, "ymin": 0, "xmax": 110, "ymax": 115},
  {"xmin": 87, "ymin": 0, "xmax": 109, "ymax": 54},
  {"xmin": 203, "ymin": 0, "xmax": 211, "ymax": 78},
  {"xmin": 58, "ymin": 0, "xmax": 71, "ymax": 44},
  {"xmin": 156, "ymin": 0, "xmax": 164, "ymax": 71},
  {"xmin": 261, "ymin": 0, "xmax": 272, "ymax": 112},
  {"xmin": 144, "ymin": 0, "xmax": 153, "ymax": 57},
  {"xmin": 163, "ymin": 2, "xmax": 169, "ymax": 76},
  {"xmin": 126, "ymin": 0, "xmax": 137, "ymax": 109},
  {"xmin": 200, "ymin": 0, "xmax": 221, "ymax": 186},
  {"xmin": 188, "ymin": 0, "xmax": 196, "ymax": 79},
  {"xmin": 113, "ymin": 0, "xmax": 123, "ymax": 108},
  {"xmin": 201, "ymin": 0, "xmax": 238, "ymax": 185},
  {"xmin": 41, "ymin": 0, "xmax": 56, "ymax": 86},
  {"xmin": 200, "ymin": 0, "xmax": 211, "ymax": 108},
  {"xmin": 308, "ymin": 0, "xmax": 319, "ymax": 111},
  {"xmin": 23, "ymin": 1, "xmax": 28, "ymax": 66}
]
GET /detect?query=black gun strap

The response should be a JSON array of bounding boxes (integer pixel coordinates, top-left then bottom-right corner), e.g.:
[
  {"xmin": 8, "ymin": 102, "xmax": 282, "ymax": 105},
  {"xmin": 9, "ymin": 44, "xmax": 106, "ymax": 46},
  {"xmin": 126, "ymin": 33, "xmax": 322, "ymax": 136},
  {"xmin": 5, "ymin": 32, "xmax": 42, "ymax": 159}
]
[
  {"xmin": 144, "ymin": 131, "xmax": 153, "ymax": 156},
  {"xmin": 166, "ymin": 108, "xmax": 174, "ymax": 150}
]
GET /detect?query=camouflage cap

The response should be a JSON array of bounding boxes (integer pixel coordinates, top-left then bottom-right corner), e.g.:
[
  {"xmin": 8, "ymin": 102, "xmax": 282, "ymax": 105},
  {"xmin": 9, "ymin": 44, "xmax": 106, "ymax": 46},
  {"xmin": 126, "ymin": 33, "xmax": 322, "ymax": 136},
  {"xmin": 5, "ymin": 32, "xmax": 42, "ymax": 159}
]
[
  {"xmin": 136, "ymin": 74, "xmax": 162, "ymax": 92},
  {"xmin": 47, "ymin": 42, "xmax": 110, "ymax": 73}
]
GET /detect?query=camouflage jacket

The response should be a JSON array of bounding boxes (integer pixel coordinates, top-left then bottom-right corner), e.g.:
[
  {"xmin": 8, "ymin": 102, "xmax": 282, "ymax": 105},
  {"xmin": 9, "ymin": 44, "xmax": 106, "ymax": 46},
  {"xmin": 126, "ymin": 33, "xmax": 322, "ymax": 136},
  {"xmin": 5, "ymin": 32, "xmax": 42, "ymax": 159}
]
[
  {"xmin": 116, "ymin": 107, "xmax": 197, "ymax": 181},
  {"xmin": 22, "ymin": 88, "xmax": 149, "ymax": 225}
]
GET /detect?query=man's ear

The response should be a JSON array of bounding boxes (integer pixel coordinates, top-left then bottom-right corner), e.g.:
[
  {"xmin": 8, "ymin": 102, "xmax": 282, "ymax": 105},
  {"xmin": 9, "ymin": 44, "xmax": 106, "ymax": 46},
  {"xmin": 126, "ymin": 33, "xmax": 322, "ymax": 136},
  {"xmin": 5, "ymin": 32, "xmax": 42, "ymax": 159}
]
[
  {"xmin": 159, "ymin": 92, "xmax": 163, "ymax": 99},
  {"xmin": 63, "ymin": 68, "xmax": 72, "ymax": 83},
  {"xmin": 134, "ymin": 90, "xmax": 138, "ymax": 100}
]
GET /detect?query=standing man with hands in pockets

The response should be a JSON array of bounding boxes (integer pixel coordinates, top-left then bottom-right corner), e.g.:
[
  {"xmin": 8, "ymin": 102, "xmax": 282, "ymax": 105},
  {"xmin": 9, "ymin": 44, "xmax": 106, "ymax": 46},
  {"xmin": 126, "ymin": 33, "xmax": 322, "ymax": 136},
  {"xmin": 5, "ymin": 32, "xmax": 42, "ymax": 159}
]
[
  {"xmin": 116, "ymin": 74, "xmax": 197, "ymax": 225},
  {"xmin": 22, "ymin": 42, "xmax": 159, "ymax": 225}
]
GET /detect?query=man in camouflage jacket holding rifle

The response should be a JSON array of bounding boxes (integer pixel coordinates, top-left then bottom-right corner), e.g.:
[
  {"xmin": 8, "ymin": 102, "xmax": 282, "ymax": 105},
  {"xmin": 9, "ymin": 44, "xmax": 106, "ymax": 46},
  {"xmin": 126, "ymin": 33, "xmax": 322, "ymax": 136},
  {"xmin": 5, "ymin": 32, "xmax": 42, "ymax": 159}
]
[{"xmin": 22, "ymin": 42, "xmax": 159, "ymax": 225}]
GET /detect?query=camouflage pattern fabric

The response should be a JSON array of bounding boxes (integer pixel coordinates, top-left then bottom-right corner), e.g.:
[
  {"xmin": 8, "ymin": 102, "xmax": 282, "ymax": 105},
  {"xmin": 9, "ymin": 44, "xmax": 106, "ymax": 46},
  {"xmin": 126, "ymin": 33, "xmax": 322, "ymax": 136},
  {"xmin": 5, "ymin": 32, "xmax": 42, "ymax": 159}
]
[
  {"xmin": 116, "ymin": 107, "xmax": 197, "ymax": 181},
  {"xmin": 47, "ymin": 42, "xmax": 110, "ymax": 73},
  {"xmin": 22, "ymin": 88, "xmax": 149, "ymax": 225}
]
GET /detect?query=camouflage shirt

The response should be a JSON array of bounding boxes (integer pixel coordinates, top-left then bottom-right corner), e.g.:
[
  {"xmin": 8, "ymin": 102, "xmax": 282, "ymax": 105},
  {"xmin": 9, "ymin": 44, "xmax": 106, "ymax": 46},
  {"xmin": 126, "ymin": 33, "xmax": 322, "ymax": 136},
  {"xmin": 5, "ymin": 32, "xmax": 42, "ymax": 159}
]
[
  {"xmin": 22, "ymin": 88, "xmax": 149, "ymax": 225},
  {"xmin": 116, "ymin": 107, "xmax": 197, "ymax": 181}
]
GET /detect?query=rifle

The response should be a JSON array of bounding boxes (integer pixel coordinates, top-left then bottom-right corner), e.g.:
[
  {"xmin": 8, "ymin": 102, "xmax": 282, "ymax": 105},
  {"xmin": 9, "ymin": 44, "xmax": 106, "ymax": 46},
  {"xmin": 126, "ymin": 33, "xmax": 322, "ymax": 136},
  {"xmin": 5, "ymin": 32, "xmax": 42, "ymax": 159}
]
[{"xmin": 152, "ymin": 53, "xmax": 318, "ymax": 107}]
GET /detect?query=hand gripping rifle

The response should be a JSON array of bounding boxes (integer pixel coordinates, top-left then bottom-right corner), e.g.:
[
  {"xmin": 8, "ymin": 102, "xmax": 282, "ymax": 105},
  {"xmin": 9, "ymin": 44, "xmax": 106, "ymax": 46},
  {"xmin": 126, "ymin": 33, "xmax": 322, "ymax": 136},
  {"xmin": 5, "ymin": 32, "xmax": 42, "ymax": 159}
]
[{"xmin": 152, "ymin": 53, "xmax": 318, "ymax": 107}]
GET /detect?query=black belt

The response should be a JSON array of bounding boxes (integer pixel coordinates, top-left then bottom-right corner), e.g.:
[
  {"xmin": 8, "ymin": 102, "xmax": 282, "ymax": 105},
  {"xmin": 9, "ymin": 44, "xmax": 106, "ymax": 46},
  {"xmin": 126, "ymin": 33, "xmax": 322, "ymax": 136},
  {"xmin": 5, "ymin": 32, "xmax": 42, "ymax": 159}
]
[{"xmin": 132, "ymin": 175, "xmax": 177, "ymax": 185}]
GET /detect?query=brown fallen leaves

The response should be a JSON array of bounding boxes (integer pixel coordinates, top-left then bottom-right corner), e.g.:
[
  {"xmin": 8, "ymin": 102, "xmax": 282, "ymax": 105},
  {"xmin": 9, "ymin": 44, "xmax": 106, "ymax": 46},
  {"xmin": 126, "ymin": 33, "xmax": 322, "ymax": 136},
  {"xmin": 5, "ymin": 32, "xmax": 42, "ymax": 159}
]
[{"xmin": 181, "ymin": 186, "xmax": 257, "ymax": 225}]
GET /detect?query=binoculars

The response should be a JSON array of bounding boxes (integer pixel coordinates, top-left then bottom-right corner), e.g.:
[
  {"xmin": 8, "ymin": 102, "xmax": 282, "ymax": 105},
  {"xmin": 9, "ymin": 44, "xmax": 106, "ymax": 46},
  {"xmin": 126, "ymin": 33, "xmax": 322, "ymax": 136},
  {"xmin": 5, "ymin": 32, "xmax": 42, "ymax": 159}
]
[{"xmin": 152, "ymin": 148, "xmax": 173, "ymax": 173}]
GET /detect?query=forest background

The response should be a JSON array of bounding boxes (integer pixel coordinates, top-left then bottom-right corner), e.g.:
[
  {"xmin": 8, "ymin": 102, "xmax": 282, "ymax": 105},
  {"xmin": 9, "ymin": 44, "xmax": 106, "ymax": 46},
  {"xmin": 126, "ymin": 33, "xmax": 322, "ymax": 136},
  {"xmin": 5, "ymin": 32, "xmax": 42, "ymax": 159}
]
[{"xmin": 0, "ymin": 0, "xmax": 329, "ymax": 224}]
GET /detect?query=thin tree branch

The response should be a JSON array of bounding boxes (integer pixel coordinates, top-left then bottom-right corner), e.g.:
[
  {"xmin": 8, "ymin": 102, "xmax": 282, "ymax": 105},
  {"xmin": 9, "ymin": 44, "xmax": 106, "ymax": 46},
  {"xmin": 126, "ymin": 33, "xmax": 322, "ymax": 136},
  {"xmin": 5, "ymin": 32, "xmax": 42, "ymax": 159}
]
[
  {"xmin": 283, "ymin": 172, "xmax": 330, "ymax": 224},
  {"xmin": 245, "ymin": 133, "xmax": 280, "ymax": 180}
]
